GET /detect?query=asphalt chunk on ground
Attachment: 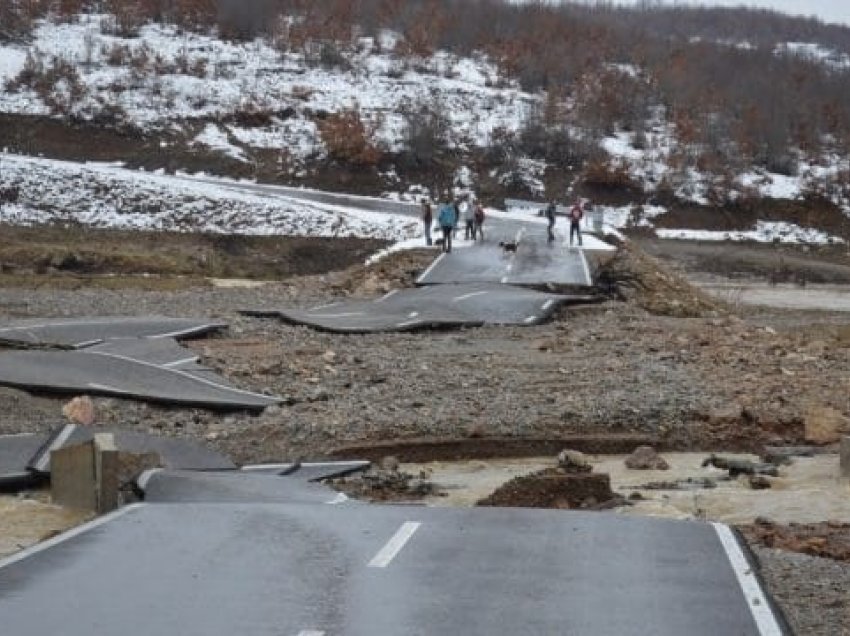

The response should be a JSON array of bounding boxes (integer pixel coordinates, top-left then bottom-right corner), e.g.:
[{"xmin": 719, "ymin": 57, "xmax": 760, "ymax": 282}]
[
  {"xmin": 244, "ymin": 283, "xmax": 578, "ymax": 333},
  {"xmin": 0, "ymin": 317, "xmax": 226, "ymax": 348}
]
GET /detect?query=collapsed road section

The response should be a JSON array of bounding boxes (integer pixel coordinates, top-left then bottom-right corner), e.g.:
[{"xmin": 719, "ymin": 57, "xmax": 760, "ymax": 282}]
[
  {"xmin": 244, "ymin": 282, "xmax": 586, "ymax": 333},
  {"xmin": 0, "ymin": 317, "xmax": 279, "ymax": 410}
]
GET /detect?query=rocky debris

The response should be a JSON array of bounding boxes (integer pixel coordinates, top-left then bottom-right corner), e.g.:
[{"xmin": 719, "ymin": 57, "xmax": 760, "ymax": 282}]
[
  {"xmin": 701, "ymin": 454, "xmax": 779, "ymax": 477},
  {"xmin": 557, "ymin": 449, "xmax": 592, "ymax": 473},
  {"xmin": 747, "ymin": 475, "xmax": 772, "ymax": 490},
  {"xmin": 624, "ymin": 445, "xmax": 669, "ymax": 470},
  {"xmin": 804, "ymin": 405, "xmax": 850, "ymax": 445},
  {"xmin": 594, "ymin": 243, "xmax": 723, "ymax": 318},
  {"xmin": 630, "ymin": 477, "xmax": 716, "ymax": 491},
  {"xmin": 477, "ymin": 468, "xmax": 616, "ymax": 510},
  {"xmin": 761, "ymin": 446, "xmax": 817, "ymax": 462},
  {"xmin": 61, "ymin": 396, "xmax": 95, "ymax": 426},
  {"xmin": 331, "ymin": 462, "xmax": 437, "ymax": 502},
  {"xmin": 741, "ymin": 518, "xmax": 850, "ymax": 562}
]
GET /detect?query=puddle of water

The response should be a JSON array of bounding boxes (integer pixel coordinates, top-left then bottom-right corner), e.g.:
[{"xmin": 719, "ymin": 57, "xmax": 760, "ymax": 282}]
[
  {"xmin": 207, "ymin": 278, "xmax": 270, "ymax": 289},
  {"xmin": 406, "ymin": 452, "xmax": 850, "ymax": 524},
  {"xmin": 699, "ymin": 282, "xmax": 850, "ymax": 312}
]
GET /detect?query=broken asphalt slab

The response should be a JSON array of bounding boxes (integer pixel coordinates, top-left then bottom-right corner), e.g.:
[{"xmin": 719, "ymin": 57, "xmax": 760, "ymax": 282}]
[
  {"xmin": 0, "ymin": 323, "xmax": 280, "ymax": 410},
  {"xmin": 29, "ymin": 424, "xmax": 235, "ymax": 475},
  {"xmin": 0, "ymin": 433, "xmax": 49, "ymax": 491},
  {"xmin": 0, "ymin": 347, "xmax": 278, "ymax": 410},
  {"xmin": 244, "ymin": 283, "xmax": 580, "ymax": 333},
  {"xmin": 0, "ymin": 317, "xmax": 226, "ymax": 348}
]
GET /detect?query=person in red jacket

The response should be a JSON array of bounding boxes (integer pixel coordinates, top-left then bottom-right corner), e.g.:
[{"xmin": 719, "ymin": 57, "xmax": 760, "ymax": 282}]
[{"xmin": 569, "ymin": 199, "xmax": 584, "ymax": 247}]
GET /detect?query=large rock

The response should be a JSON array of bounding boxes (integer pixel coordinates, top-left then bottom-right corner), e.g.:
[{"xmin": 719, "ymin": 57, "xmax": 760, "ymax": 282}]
[
  {"xmin": 624, "ymin": 446, "xmax": 669, "ymax": 470},
  {"xmin": 557, "ymin": 449, "xmax": 592, "ymax": 473},
  {"xmin": 804, "ymin": 406, "xmax": 850, "ymax": 445},
  {"xmin": 62, "ymin": 395, "xmax": 95, "ymax": 426}
]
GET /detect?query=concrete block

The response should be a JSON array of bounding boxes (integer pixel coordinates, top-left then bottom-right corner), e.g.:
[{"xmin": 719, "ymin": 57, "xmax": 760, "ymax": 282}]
[
  {"xmin": 95, "ymin": 434, "xmax": 159, "ymax": 513},
  {"xmin": 841, "ymin": 437, "xmax": 850, "ymax": 482},
  {"xmin": 51, "ymin": 435, "xmax": 161, "ymax": 513},
  {"xmin": 51, "ymin": 441, "xmax": 96, "ymax": 511}
]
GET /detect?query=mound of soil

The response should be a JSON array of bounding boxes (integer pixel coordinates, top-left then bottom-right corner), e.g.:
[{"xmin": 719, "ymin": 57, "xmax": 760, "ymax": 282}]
[
  {"xmin": 741, "ymin": 519, "xmax": 850, "ymax": 563},
  {"xmin": 477, "ymin": 468, "xmax": 615, "ymax": 509},
  {"xmin": 596, "ymin": 243, "xmax": 725, "ymax": 317}
]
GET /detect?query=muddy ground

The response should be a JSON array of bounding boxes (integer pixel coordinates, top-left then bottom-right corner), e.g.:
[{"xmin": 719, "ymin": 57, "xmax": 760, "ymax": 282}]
[{"xmin": 0, "ymin": 232, "xmax": 848, "ymax": 634}]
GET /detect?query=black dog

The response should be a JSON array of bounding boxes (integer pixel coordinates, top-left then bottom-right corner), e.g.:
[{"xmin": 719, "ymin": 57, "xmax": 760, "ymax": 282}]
[
  {"xmin": 434, "ymin": 237, "xmax": 446, "ymax": 248},
  {"xmin": 499, "ymin": 241, "xmax": 518, "ymax": 253}
]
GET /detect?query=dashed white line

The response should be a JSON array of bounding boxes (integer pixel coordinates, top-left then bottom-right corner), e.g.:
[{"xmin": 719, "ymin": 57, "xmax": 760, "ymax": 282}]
[
  {"xmin": 524, "ymin": 316, "xmax": 537, "ymax": 324},
  {"xmin": 452, "ymin": 290, "xmax": 490, "ymax": 303},
  {"xmin": 377, "ymin": 289, "xmax": 399, "ymax": 302},
  {"xmin": 325, "ymin": 493, "xmax": 349, "ymax": 505},
  {"xmin": 368, "ymin": 521, "xmax": 421, "ymax": 568},
  {"xmin": 407, "ymin": 311, "xmax": 419, "ymax": 318},
  {"xmin": 297, "ymin": 630, "xmax": 325, "ymax": 636},
  {"xmin": 712, "ymin": 523, "xmax": 783, "ymax": 636},
  {"xmin": 542, "ymin": 299, "xmax": 555, "ymax": 310},
  {"xmin": 162, "ymin": 356, "xmax": 200, "ymax": 368},
  {"xmin": 396, "ymin": 319, "xmax": 421, "ymax": 328}
]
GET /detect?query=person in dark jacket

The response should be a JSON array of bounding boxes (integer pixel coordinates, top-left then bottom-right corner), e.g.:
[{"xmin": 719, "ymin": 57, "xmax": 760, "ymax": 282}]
[
  {"xmin": 569, "ymin": 199, "xmax": 584, "ymax": 247},
  {"xmin": 544, "ymin": 201, "xmax": 557, "ymax": 244},
  {"xmin": 421, "ymin": 198, "xmax": 433, "ymax": 246}
]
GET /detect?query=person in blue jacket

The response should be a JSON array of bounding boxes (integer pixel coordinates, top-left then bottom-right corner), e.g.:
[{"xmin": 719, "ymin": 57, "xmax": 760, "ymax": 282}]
[{"xmin": 438, "ymin": 197, "xmax": 456, "ymax": 253}]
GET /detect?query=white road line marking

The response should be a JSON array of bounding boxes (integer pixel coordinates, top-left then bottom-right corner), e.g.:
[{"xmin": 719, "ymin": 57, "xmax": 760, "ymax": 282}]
[
  {"xmin": 325, "ymin": 493, "xmax": 348, "ymax": 505},
  {"xmin": 147, "ymin": 323, "xmax": 223, "ymax": 339},
  {"xmin": 712, "ymin": 523, "xmax": 783, "ymax": 636},
  {"xmin": 311, "ymin": 302, "xmax": 341, "ymax": 311},
  {"xmin": 524, "ymin": 316, "xmax": 537, "ymax": 324},
  {"xmin": 85, "ymin": 350, "xmax": 273, "ymax": 400},
  {"xmin": 377, "ymin": 289, "xmax": 399, "ymax": 302},
  {"xmin": 0, "ymin": 503, "xmax": 146, "ymax": 571},
  {"xmin": 368, "ymin": 521, "xmax": 421, "ymax": 568},
  {"xmin": 542, "ymin": 299, "xmax": 555, "ymax": 310},
  {"xmin": 311, "ymin": 312, "xmax": 365, "ymax": 318},
  {"xmin": 241, "ymin": 463, "xmax": 296, "ymax": 472},
  {"xmin": 33, "ymin": 424, "xmax": 78, "ymax": 472},
  {"xmin": 396, "ymin": 319, "xmax": 420, "ymax": 328},
  {"xmin": 407, "ymin": 311, "xmax": 419, "ymax": 318},
  {"xmin": 452, "ymin": 290, "xmax": 489, "ymax": 303},
  {"xmin": 136, "ymin": 468, "xmax": 162, "ymax": 491},
  {"xmin": 297, "ymin": 630, "xmax": 325, "ymax": 636},
  {"xmin": 162, "ymin": 356, "xmax": 200, "ymax": 368},
  {"xmin": 500, "ymin": 276, "xmax": 509, "ymax": 284},
  {"xmin": 417, "ymin": 252, "xmax": 446, "ymax": 283},
  {"xmin": 87, "ymin": 382, "xmax": 131, "ymax": 394}
]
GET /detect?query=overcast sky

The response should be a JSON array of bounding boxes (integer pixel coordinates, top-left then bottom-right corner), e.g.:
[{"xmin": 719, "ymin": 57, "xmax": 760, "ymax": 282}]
[{"xmin": 569, "ymin": 2, "xmax": 850, "ymax": 26}]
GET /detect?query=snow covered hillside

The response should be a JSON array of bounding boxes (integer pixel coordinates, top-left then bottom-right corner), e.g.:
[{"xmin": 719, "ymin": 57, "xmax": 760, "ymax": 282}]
[
  {"xmin": 0, "ymin": 16, "xmax": 535, "ymax": 164},
  {"xmin": 0, "ymin": 153, "xmax": 418, "ymax": 240}
]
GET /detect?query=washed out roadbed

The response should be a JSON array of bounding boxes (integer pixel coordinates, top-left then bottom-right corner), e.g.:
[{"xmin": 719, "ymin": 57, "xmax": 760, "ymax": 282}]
[{"xmin": 0, "ymin": 237, "xmax": 848, "ymax": 634}]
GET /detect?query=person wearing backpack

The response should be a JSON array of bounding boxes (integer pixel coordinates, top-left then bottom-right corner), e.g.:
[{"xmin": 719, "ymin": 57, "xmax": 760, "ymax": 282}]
[
  {"xmin": 421, "ymin": 198, "xmax": 433, "ymax": 246},
  {"xmin": 438, "ymin": 197, "xmax": 456, "ymax": 253},
  {"xmin": 569, "ymin": 199, "xmax": 584, "ymax": 247}
]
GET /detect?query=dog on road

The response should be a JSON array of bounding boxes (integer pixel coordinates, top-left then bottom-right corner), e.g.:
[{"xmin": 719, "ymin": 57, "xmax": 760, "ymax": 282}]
[{"xmin": 498, "ymin": 241, "xmax": 518, "ymax": 253}]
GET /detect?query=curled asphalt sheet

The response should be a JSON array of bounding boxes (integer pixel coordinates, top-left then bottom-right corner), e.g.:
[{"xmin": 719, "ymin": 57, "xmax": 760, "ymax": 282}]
[
  {"xmin": 28, "ymin": 423, "xmax": 235, "ymax": 475},
  {"xmin": 0, "ymin": 433, "xmax": 49, "ymax": 490},
  {"xmin": 0, "ymin": 318, "xmax": 279, "ymax": 410},
  {"xmin": 244, "ymin": 283, "xmax": 571, "ymax": 333},
  {"xmin": 416, "ymin": 241, "xmax": 592, "ymax": 286},
  {"xmin": 0, "ymin": 316, "xmax": 226, "ymax": 348}
]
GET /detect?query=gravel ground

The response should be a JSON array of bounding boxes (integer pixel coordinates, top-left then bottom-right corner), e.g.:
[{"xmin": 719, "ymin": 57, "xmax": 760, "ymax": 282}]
[{"xmin": 753, "ymin": 546, "xmax": 850, "ymax": 635}]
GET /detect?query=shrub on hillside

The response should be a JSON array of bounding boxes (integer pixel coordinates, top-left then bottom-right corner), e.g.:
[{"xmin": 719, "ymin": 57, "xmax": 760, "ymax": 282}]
[
  {"xmin": 317, "ymin": 109, "xmax": 383, "ymax": 166},
  {"xmin": 581, "ymin": 158, "xmax": 638, "ymax": 190}
]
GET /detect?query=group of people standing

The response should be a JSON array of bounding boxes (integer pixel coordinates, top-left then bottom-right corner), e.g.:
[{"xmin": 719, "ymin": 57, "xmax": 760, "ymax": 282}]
[{"xmin": 421, "ymin": 196, "xmax": 485, "ymax": 253}]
